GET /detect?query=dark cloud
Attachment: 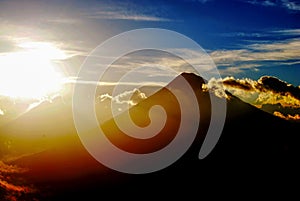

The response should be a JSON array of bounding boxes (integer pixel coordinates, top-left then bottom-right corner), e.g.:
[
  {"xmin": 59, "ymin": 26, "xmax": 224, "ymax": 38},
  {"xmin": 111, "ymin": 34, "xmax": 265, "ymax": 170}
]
[
  {"xmin": 256, "ymin": 76, "xmax": 300, "ymax": 101},
  {"xmin": 223, "ymin": 76, "xmax": 300, "ymax": 101},
  {"xmin": 223, "ymin": 77, "xmax": 255, "ymax": 91},
  {"xmin": 205, "ymin": 76, "xmax": 300, "ymax": 117},
  {"xmin": 222, "ymin": 76, "xmax": 300, "ymax": 105},
  {"xmin": 261, "ymin": 103, "xmax": 300, "ymax": 117}
]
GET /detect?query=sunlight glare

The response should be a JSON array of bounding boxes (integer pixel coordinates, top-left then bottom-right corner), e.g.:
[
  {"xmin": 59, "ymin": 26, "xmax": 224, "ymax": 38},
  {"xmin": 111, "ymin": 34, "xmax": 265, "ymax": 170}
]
[{"xmin": 0, "ymin": 42, "xmax": 66, "ymax": 99}]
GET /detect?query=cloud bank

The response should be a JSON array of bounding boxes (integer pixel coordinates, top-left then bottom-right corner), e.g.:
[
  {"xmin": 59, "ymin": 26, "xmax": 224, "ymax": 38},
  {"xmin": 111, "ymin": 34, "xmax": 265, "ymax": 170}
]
[
  {"xmin": 204, "ymin": 75, "xmax": 300, "ymax": 120},
  {"xmin": 0, "ymin": 161, "xmax": 35, "ymax": 199}
]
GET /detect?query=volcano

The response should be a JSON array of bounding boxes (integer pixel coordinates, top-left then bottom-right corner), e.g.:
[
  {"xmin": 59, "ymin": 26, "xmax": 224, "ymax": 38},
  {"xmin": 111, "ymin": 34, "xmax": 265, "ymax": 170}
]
[{"xmin": 0, "ymin": 73, "xmax": 299, "ymax": 200}]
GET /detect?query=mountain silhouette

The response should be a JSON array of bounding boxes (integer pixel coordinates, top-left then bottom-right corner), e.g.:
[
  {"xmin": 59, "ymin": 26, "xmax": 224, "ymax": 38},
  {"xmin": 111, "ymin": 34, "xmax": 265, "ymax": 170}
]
[{"xmin": 0, "ymin": 73, "xmax": 299, "ymax": 199}]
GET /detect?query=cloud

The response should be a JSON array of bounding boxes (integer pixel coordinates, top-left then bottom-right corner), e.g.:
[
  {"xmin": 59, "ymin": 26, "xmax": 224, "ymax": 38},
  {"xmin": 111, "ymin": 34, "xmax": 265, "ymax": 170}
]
[
  {"xmin": 0, "ymin": 161, "xmax": 27, "ymax": 174},
  {"xmin": 0, "ymin": 179, "xmax": 33, "ymax": 193},
  {"xmin": 202, "ymin": 77, "xmax": 228, "ymax": 99},
  {"xmin": 246, "ymin": 0, "xmax": 300, "ymax": 11},
  {"xmin": 273, "ymin": 111, "xmax": 288, "ymax": 119},
  {"xmin": 274, "ymin": 111, "xmax": 300, "ymax": 120},
  {"xmin": 223, "ymin": 77, "xmax": 256, "ymax": 91},
  {"xmin": 25, "ymin": 94, "xmax": 63, "ymax": 112},
  {"xmin": 0, "ymin": 36, "xmax": 74, "ymax": 61},
  {"xmin": 226, "ymin": 76, "xmax": 300, "ymax": 107},
  {"xmin": 281, "ymin": 0, "xmax": 300, "ymax": 11},
  {"xmin": 220, "ymin": 29, "xmax": 300, "ymax": 39},
  {"xmin": 205, "ymin": 76, "xmax": 257, "ymax": 95},
  {"xmin": 247, "ymin": 0, "xmax": 276, "ymax": 7},
  {"xmin": 82, "ymin": 0, "xmax": 173, "ymax": 22},
  {"xmin": 0, "ymin": 161, "xmax": 35, "ymax": 194},
  {"xmin": 83, "ymin": 0, "xmax": 173, "ymax": 23},
  {"xmin": 87, "ymin": 11, "xmax": 171, "ymax": 21},
  {"xmin": 96, "ymin": 88, "xmax": 147, "ymax": 121},
  {"xmin": 219, "ymin": 32, "xmax": 265, "ymax": 38},
  {"xmin": 211, "ymin": 39, "xmax": 300, "ymax": 63},
  {"xmin": 74, "ymin": 48, "xmax": 215, "ymax": 87},
  {"xmin": 272, "ymin": 29, "xmax": 300, "ymax": 36},
  {"xmin": 204, "ymin": 75, "xmax": 300, "ymax": 120},
  {"xmin": 261, "ymin": 103, "xmax": 300, "ymax": 116},
  {"xmin": 68, "ymin": 79, "xmax": 167, "ymax": 87},
  {"xmin": 249, "ymin": 39, "xmax": 300, "ymax": 53},
  {"xmin": 98, "ymin": 88, "xmax": 147, "ymax": 106},
  {"xmin": 219, "ymin": 64, "xmax": 261, "ymax": 75},
  {"xmin": 204, "ymin": 75, "xmax": 300, "ymax": 109},
  {"xmin": 210, "ymin": 38, "xmax": 300, "ymax": 74},
  {"xmin": 256, "ymin": 76, "xmax": 300, "ymax": 100},
  {"xmin": 255, "ymin": 91, "xmax": 300, "ymax": 107},
  {"xmin": 45, "ymin": 17, "xmax": 81, "ymax": 24}
]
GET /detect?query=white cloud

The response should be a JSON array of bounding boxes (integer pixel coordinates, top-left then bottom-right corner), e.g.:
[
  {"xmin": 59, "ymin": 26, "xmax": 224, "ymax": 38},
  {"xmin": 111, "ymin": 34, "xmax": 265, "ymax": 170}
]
[
  {"xmin": 68, "ymin": 79, "xmax": 166, "ymax": 87},
  {"xmin": 282, "ymin": 0, "xmax": 300, "ymax": 11},
  {"xmin": 220, "ymin": 32, "xmax": 265, "ymax": 37},
  {"xmin": 272, "ymin": 29, "xmax": 300, "ymax": 36},
  {"xmin": 247, "ymin": 0, "xmax": 276, "ymax": 7},
  {"xmin": 71, "ymin": 48, "xmax": 215, "ymax": 87},
  {"xmin": 202, "ymin": 77, "xmax": 228, "ymax": 99},
  {"xmin": 81, "ymin": 0, "xmax": 173, "ymax": 22},
  {"xmin": 246, "ymin": 0, "xmax": 300, "ymax": 11},
  {"xmin": 219, "ymin": 64, "xmax": 261, "ymax": 74},
  {"xmin": 45, "ymin": 18, "xmax": 81, "ymax": 24},
  {"xmin": 210, "ymin": 38, "xmax": 300, "ymax": 73},
  {"xmin": 86, "ymin": 10, "xmax": 170, "ymax": 22},
  {"xmin": 213, "ymin": 39, "xmax": 300, "ymax": 63},
  {"xmin": 249, "ymin": 39, "xmax": 300, "ymax": 52},
  {"xmin": 98, "ymin": 88, "xmax": 147, "ymax": 106}
]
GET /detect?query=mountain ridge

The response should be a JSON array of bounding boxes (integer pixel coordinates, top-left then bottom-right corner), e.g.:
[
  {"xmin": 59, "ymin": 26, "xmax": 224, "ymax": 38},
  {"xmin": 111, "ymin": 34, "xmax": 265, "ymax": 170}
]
[{"xmin": 0, "ymin": 72, "xmax": 299, "ymax": 199}]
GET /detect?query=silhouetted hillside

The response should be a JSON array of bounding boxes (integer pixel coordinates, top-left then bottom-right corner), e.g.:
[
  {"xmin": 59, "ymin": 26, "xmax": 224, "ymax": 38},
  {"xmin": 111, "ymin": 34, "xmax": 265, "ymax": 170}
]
[{"xmin": 1, "ymin": 73, "xmax": 299, "ymax": 200}]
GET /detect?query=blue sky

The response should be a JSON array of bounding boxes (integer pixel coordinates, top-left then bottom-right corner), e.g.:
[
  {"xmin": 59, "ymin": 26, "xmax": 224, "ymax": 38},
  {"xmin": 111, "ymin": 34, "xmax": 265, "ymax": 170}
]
[{"xmin": 0, "ymin": 0, "xmax": 299, "ymax": 85}]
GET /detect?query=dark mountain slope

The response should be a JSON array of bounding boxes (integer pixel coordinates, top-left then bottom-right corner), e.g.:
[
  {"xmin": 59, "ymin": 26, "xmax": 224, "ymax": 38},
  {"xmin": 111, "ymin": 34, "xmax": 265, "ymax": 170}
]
[{"xmin": 0, "ymin": 73, "xmax": 298, "ymax": 199}]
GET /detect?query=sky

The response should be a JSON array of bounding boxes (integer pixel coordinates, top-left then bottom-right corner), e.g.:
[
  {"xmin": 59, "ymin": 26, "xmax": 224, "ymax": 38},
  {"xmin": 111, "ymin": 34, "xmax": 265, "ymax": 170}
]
[{"xmin": 0, "ymin": 0, "xmax": 299, "ymax": 87}]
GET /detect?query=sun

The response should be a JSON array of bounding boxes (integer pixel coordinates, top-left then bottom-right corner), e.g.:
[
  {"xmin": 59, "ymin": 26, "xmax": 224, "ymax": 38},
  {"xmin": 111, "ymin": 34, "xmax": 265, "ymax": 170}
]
[{"xmin": 0, "ymin": 42, "xmax": 66, "ymax": 99}]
